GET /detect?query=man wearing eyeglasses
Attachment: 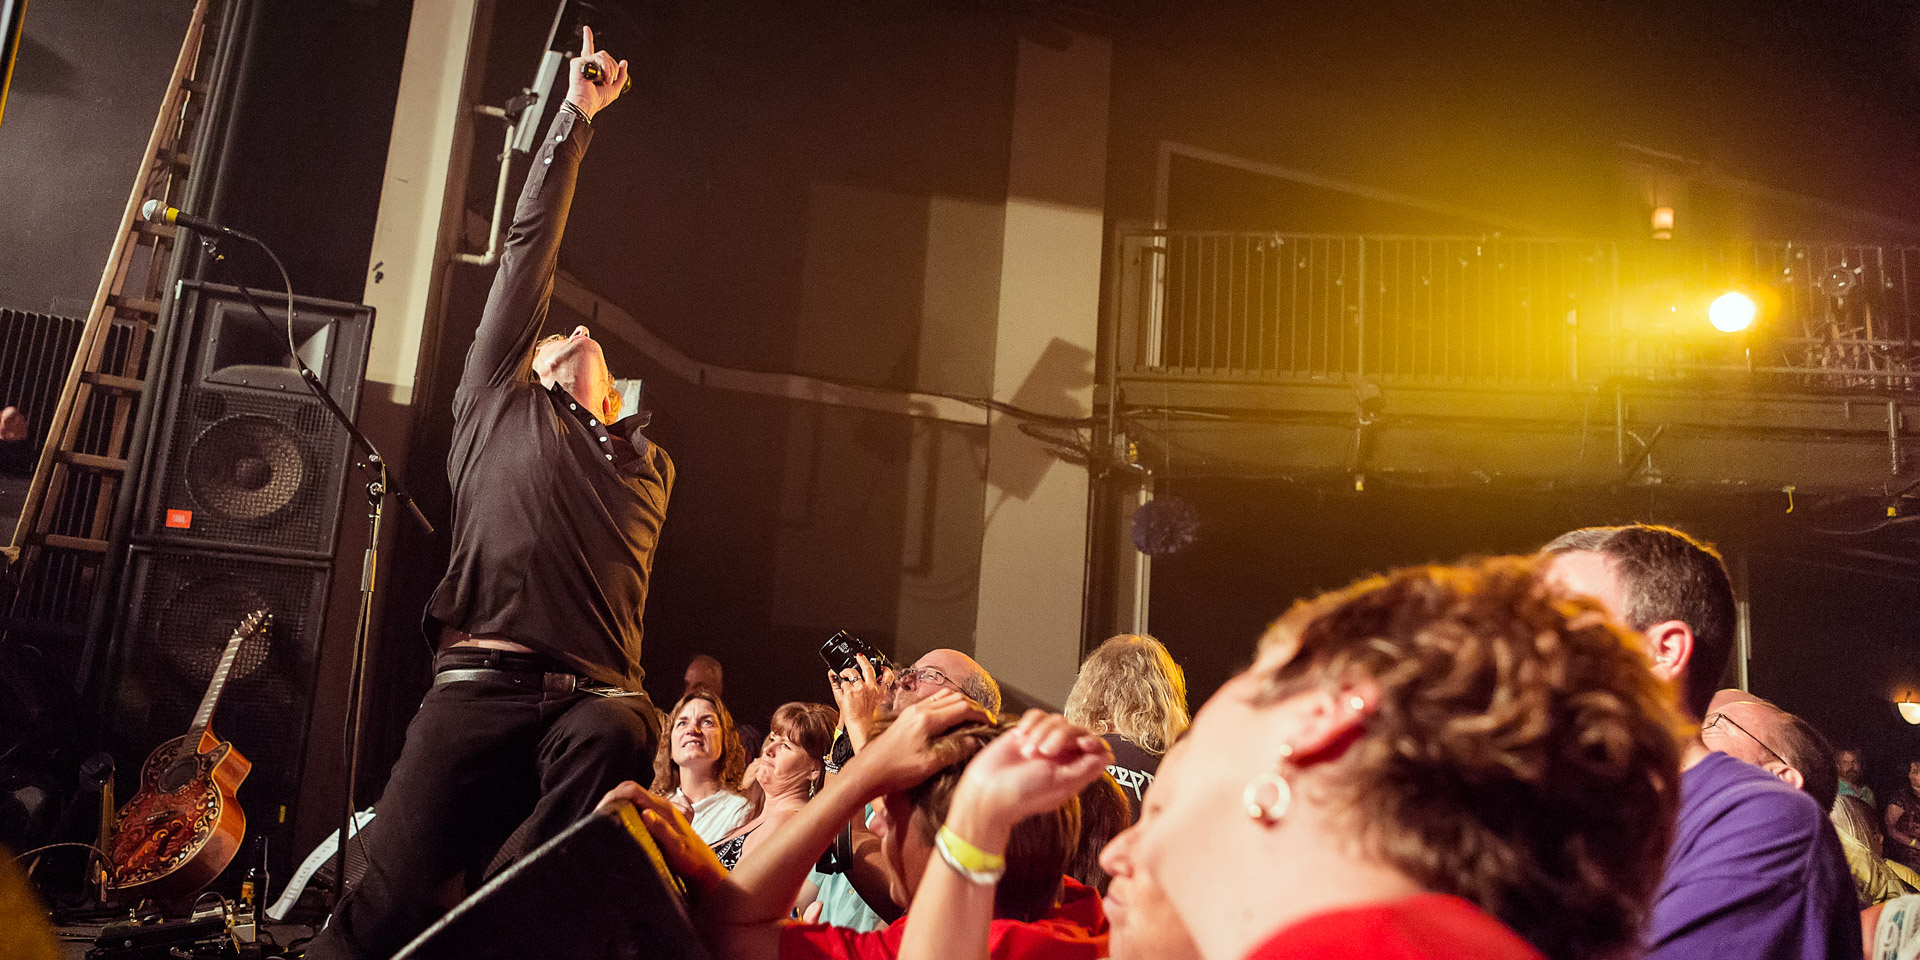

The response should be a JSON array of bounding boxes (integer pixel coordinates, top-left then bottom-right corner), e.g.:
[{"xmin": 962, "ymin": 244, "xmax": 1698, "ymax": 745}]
[
  {"xmin": 1543, "ymin": 524, "xmax": 1857, "ymax": 960},
  {"xmin": 1702, "ymin": 690, "xmax": 1842, "ymax": 811},
  {"xmin": 807, "ymin": 649, "xmax": 1002, "ymax": 929}
]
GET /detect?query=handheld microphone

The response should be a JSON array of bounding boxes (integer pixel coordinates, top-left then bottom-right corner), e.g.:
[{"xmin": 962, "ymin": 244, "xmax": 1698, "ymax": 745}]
[
  {"xmin": 579, "ymin": 59, "xmax": 631, "ymax": 96},
  {"xmin": 141, "ymin": 198, "xmax": 245, "ymax": 239}
]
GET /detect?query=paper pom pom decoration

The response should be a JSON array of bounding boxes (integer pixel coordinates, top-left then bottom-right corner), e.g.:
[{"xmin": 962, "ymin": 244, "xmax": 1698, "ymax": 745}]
[{"xmin": 1131, "ymin": 495, "xmax": 1200, "ymax": 557}]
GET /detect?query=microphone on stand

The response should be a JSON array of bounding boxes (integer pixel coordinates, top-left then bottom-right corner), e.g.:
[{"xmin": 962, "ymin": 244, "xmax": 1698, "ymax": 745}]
[{"xmin": 140, "ymin": 199, "xmax": 247, "ymax": 239}]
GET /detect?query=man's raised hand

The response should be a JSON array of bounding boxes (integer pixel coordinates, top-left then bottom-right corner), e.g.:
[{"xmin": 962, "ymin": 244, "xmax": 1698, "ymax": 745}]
[
  {"xmin": 845, "ymin": 690, "xmax": 992, "ymax": 797},
  {"xmin": 829, "ymin": 653, "xmax": 891, "ymax": 752},
  {"xmin": 566, "ymin": 25, "xmax": 629, "ymax": 120}
]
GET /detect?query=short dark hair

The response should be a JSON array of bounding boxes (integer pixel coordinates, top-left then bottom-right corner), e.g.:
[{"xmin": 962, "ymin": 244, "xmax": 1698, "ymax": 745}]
[
  {"xmin": 1543, "ymin": 524, "xmax": 1736, "ymax": 718},
  {"xmin": 686, "ymin": 654, "xmax": 724, "ymax": 693},
  {"xmin": 770, "ymin": 701, "xmax": 839, "ymax": 770},
  {"xmin": 896, "ymin": 719, "xmax": 1078, "ymax": 922}
]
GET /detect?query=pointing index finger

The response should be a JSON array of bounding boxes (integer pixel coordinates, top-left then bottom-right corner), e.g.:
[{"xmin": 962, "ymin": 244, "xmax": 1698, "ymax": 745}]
[{"xmin": 580, "ymin": 24, "xmax": 596, "ymax": 56}]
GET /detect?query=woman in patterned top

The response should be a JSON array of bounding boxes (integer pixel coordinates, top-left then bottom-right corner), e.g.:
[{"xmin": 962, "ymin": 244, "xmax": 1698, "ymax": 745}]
[{"xmin": 712, "ymin": 702, "xmax": 837, "ymax": 871}]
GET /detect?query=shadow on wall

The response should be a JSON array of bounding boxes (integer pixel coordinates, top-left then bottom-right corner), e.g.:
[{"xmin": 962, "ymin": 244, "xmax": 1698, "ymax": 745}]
[{"xmin": 990, "ymin": 336, "xmax": 1094, "ymax": 503}]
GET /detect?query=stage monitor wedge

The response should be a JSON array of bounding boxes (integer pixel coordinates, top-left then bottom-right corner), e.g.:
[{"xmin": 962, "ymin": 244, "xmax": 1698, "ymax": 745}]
[
  {"xmin": 137, "ymin": 280, "xmax": 373, "ymax": 558},
  {"xmin": 395, "ymin": 804, "xmax": 711, "ymax": 960}
]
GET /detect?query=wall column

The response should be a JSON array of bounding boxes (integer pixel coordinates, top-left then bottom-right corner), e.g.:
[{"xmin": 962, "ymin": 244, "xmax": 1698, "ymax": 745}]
[{"xmin": 971, "ymin": 31, "xmax": 1112, "ymax": 708}]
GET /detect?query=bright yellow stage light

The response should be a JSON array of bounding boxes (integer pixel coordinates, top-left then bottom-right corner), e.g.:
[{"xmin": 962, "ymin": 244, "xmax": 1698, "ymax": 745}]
[{"xmin": 1709, "ymin": 292, "xmax": 1756, "ymax": 333}]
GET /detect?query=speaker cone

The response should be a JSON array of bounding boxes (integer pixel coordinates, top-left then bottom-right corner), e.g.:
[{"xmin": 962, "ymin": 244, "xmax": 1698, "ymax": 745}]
[{"xmin": 186, "ymin": 414, "xmax": 305, "ymax": 521}]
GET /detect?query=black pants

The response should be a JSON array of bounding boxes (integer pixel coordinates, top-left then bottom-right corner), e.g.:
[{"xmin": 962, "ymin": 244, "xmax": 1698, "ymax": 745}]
[{"xmin": 305, "ymin": 649, "xmax": 659, "ymax": 960}]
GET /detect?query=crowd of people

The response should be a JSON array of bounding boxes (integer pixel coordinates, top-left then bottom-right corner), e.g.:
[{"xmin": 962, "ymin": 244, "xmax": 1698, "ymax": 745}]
[{"xmin": 583, "ymin": 525, "xmax": 1920, "ymax": 960}]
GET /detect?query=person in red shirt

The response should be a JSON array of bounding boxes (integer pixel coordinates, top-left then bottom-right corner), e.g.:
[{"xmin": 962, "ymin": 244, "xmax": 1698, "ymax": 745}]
[
  {"xmin": 893, "ymin": 557, "xmax": 1689, "ymax": 960},
  {"xmin": 600, "ymin": 689, "xmax": 1107, "ymax": 960}
]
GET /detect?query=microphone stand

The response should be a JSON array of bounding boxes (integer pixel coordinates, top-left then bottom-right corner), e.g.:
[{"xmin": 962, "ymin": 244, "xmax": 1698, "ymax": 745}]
[{"xmin": 197, "ymin": 233, "xmax": 434, "ymax": 909}]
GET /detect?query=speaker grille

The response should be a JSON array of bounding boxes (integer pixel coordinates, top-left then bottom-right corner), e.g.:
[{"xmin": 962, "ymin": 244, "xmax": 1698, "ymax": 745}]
[
  {"xmin": 139, "ymin": 282, "xmax": 371, "ymax": 557},
  {"xmin": 107, "ymin": 547, "xmax": 330, "ymax": 874},
  {"xmin": 186, "ymin": 413, "xmax": 309, "ymax": 522},
  {"xmin": 152, "ymin": 388, "xmax": 343, "ymax": 553}
]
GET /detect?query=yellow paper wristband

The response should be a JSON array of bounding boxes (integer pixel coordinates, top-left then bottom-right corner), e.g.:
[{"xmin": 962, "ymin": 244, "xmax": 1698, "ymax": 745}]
[{"xmin": 935, "ymin": 825, "xmax": 1006, "ymax": 884}]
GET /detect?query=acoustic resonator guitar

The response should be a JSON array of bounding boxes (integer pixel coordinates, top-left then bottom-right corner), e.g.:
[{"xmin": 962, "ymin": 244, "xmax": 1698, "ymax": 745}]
[{"xmin": 108, "ymin": 609, "xmax": 270, "ymax": 901}]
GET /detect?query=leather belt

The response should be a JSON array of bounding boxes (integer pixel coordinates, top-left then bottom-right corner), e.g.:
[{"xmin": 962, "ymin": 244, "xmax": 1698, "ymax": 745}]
[{"xmin": 433, "ymin": 666, "xmax": 591, "ymax": 695}]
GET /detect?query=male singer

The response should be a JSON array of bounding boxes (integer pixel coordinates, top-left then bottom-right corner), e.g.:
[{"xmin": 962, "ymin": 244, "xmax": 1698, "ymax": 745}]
[{"xmin": 308, "ymin": 29, "xmax": 671, "ymax": 960}]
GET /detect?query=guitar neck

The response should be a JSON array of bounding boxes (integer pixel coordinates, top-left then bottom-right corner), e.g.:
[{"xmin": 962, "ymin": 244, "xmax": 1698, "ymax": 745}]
[{"xmin": 187, "ymin": 612, "xmax": 266, "ymax": 744}]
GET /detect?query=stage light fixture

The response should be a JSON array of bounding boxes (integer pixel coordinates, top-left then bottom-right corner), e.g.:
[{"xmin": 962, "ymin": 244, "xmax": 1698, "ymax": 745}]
[
  {"xmin": 1651, "ymin": 206, "xmax": 1675, "ymax": 240},
  {"xmin": 1709, "ymin": 292, "xmax": 1756, "ymax": 333},
  {"xmin": 1899, "ymin": 695, "xmax": 1920, "ymax": 725}
]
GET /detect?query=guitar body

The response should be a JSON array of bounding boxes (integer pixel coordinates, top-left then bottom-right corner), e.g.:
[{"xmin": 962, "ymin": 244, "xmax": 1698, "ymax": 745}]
[{"xmin": 108, "ymin": 727, "xmax": 250, "ymax": 901}]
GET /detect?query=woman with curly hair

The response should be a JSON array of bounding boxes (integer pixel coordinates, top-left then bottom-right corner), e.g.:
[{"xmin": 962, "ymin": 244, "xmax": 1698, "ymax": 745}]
[
  {"xmin": 655, "ymin": 691, "xmax": 752, "ymax": 845},
  {"xmin": 1064, "ymin": 635, "xmax": 1188, "ymax": 819},
  {"xmin": 898, "ymin": 557, "xmax": 1688, "ymax": 960}
]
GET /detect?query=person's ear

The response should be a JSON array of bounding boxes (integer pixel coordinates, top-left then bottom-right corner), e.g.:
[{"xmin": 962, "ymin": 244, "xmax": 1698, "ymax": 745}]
[
  {"xmin": 1285, "ymin": 677, "xmax": 1381, "ymax": 764},
  {"xmin": 1640, "ymin": 620, "xmax": 1695, "ymax": 686},
  {"xmin": 1763, "ymin": 762, "xmax": 1805, "ymax": 792}
]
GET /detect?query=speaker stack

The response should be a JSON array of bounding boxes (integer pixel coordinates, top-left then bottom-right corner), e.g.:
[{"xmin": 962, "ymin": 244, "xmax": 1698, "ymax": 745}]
[{"xmin": 102, "ymin": 280, "xmax": 372, "ymax": 885}]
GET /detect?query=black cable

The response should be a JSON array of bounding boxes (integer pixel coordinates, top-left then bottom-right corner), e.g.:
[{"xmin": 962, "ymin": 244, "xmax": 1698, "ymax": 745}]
[{"xmin": 11, "ymin": 840, "xmax": 107, "ymax": 862}]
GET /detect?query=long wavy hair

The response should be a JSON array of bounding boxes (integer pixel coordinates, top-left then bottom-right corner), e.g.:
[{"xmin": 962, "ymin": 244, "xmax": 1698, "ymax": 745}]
[
  {"xmin": 1064, "ymin": 634, "xmax": 1190, "ymax": 755},
  {"xmin": 651, "ymin": 691, "xmax": 747, "ymax": 797}
]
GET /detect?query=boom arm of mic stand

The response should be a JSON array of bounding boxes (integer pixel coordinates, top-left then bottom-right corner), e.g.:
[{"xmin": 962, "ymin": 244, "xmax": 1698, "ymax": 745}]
[{"xmin": 216, "ymin": 241, "xmax": 434, "ymax": 536}]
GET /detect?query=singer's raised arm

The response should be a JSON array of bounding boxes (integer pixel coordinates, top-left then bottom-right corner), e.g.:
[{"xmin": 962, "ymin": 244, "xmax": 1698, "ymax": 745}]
[{"xmin": 454, "ymin": 27, "xmax": 630, "ymax": 418}]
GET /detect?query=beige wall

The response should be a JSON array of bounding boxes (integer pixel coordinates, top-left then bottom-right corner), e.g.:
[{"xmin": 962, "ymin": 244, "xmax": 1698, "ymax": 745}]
[{"xmin": 973, "ymin": 32, "xmax": 1113, "ymax": 708}]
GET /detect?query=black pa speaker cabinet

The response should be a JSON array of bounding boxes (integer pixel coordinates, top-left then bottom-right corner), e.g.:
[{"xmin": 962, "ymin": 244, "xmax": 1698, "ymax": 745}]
[
  {"xmin": 138, "ymin": 281, "xmax": 373, "ymax": 558},
  {"xmin": 395, "ymin": 805, "xmax": 711, "ymax": 960},
  {"xmin": 103, "ymin": 545, "xmax": 332, "ymax": 881}
]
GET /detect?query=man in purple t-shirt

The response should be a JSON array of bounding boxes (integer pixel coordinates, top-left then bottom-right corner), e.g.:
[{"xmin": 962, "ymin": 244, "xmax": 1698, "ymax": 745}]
[{"xmin": 1543, "ymin": 525, "xmax": 1859, "ymax": 960}]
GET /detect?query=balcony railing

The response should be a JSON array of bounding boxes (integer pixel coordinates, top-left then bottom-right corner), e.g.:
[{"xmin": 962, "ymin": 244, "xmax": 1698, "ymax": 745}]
[{"xmin": 1111, "ymin": 230, "xmax": 1920, "ymax": 392}]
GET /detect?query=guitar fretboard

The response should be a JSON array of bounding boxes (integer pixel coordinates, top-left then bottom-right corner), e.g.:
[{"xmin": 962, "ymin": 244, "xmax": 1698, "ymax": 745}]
[{"xmin": 187, "ymin": 611, "xmax": 269, "ymax": 745}]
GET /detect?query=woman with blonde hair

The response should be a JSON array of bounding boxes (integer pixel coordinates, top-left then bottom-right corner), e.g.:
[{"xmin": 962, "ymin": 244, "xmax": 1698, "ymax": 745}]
[
  {"xmin": 1064, "ymin": 634, "xmax": 1189, "ymax": 817},
  {"xmin": 654, "ymin": 691, "xmax": 752, "ymax": 844}
]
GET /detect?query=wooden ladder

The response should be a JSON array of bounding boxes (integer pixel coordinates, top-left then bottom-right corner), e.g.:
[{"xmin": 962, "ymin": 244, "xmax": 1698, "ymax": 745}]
[{"xmin": 3, "ymin": 0, "xmax": 216, "ymax": 601}]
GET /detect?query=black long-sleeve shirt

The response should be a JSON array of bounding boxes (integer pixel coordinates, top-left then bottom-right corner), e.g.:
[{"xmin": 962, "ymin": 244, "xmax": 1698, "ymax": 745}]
[{"xmin": 424, "ymin": 105, "xmax": 673, "ymax": 691}]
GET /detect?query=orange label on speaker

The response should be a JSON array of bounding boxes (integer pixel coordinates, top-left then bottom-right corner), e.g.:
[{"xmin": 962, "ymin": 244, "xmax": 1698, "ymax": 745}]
[{"xmin": 165, "ymin": 509, "xmax": 193, "ymax": 529}]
